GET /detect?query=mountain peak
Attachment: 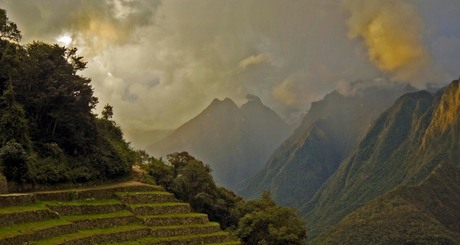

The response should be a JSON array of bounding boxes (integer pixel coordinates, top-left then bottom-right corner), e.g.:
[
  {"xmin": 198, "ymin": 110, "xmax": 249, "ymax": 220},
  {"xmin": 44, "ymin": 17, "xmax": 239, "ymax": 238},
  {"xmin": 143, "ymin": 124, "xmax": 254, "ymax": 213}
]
[
  {"xmin": 245, "ymin": 94, "xmax": 262, "ymax": 103},
  {"xmin": 208, "ymin": 97, "xmax": 238, "ymax": 110},
  {"xmin": 422, "ymin": 79, "xmax": 460, "ymax": 149},
  {"xmin": 148, "ymin": 95, "xmax": 290, "ymax": 189}
]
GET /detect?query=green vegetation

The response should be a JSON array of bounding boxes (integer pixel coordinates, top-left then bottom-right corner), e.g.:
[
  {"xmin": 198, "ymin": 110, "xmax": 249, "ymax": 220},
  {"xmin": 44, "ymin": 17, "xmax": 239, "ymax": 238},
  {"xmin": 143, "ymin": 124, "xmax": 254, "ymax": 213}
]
[
  {"xmin": 239, "ymin": 84, "xmax": 415, "ymax": 208},
  {"xmin": 34, "ymin": 224, "xmax": 147, "ymax": 245},
  {"xmin": 0, "ymin": 204, "xmax": 48, "ymax": 214},
  {"xmin": 0, "ymin": 182, "xmax": 238, "ymax": 244},
  {"xmin": 0, "ymin": 9, "xmax": 135, "ymax": 186},
  {"xmin": 142, "ymin": 151, "xmax": 307, "ymax": 244},
  {"xmin": 0, "ymin": 219, "xmax": 70, "ymax": 239},
  {"xmin": 236, "ymin": 192, "xmax": 307, "ymax": 245},
  {"xmin": 112, "ymin": 231, "xmax": 232, "ymax": 245},
  {"xmin": 64, "ymin": 210, "xmax": 133, "ymax": 222},
  {"xmin": 303, "ymin": 80, "xmax": 460, "ymax": 242},
  {"xmin": 43, "ymin": 199, "xmax": 123, "ymax": 206},
  {"xmin": 316, "ymin": 163, "xmax": 460, "ymax": 244}
]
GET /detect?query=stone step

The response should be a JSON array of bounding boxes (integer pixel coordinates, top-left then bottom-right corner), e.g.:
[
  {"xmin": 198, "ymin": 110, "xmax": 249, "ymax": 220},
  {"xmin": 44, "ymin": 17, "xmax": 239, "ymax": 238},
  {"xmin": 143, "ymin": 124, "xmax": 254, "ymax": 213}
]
[
  {"xmin": 113, "ymin": 231, "xmax": 235, "ymax": 245},
  {"xmin": 33, "ymin": 183, "xmax": 163, "ymax": 202},
  {"xmin": 64, "ymin": 210, "xmax": 138, "ymax": 230},
  {"xmin": 0, "ymin": 207, "xmax": 59, "ymax": 227},
  {"xmin": 77, "ymin": 185, "xmax": 164, "ymax": 200},
  {"xmin": 0, "ymin": 219, "xmax": 77, "ymax": 245},
  {"xmin": 47, "ymin": 200, "xmax": 127, "ymax": 216},
  {"xmin": 130, "ymin": 203, "xmax": 191, "ymax": 216},
  {"xmin": 115, "ymin": 191, "xmax": 177, "ymax": 204},
  {"xmin": 149, "ymin": 222, "xmax": 222, "ymax": 237},
  {"xmin": 34, "ymin": 224, "xmax": 151, "ymax": 245},
  {"xmin": 140, "ymin": 213, "xmax": 209, "ymax": 226},
  {"xmin": 0, "ymin": 193, "xmax": 36, "ymax": 208}
]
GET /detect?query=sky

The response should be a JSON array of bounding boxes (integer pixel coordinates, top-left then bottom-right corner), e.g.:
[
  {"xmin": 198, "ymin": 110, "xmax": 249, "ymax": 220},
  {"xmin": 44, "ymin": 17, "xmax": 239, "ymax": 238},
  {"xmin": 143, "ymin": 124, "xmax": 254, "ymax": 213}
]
[{"xmin": 1, "ymin": 0, "xmax": 459, "ymax": 145}]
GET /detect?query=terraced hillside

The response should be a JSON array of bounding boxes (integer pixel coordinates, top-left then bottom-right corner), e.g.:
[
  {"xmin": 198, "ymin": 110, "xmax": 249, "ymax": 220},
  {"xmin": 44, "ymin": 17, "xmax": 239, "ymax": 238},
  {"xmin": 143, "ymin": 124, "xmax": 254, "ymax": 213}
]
[{"xmin": 0, "ymin": 181, "xmax": 240, "ymax": 244}]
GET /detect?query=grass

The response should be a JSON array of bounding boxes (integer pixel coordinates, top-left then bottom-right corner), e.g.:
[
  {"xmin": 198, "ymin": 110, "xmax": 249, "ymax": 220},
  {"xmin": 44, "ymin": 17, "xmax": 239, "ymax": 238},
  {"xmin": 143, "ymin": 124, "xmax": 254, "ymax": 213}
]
[
  {"xmin": 0, "ymin": 182, "xmax": 231, "ymax": 244},
  {"xmin": 139, "ymin": 213, "xmax": 207, "ymax": 219},
  {"xmin": 0, "ymin": 219, "xmax": 72, "ymax": 239},
  {"xmin": 149, "ymin": 222, "xmax": 220, "ymax": 230},
  {"xmin": 42, "ymin": 199, "xmax": 122, "ymax": 206},
  {"xmin": 114, "ymin": 191, "xmax": 172, "ymax": 196},
  {"xmin": 105, "ymin": 231, "xmax": 231, "ymax": 245},
  {"xmin": 129, "ymin": 202, "xmax": 188, "ymax": 208},
  {"xmin": 34, "ymin": 224, "xmax": 148, "ymax": 245},
  {"xmin": 0, "ymin": 204, "xmax": 48, "ymax": 214},
  {"xmin": 63, "ymin": 210, "xmax": 134, "ymax": 221}
]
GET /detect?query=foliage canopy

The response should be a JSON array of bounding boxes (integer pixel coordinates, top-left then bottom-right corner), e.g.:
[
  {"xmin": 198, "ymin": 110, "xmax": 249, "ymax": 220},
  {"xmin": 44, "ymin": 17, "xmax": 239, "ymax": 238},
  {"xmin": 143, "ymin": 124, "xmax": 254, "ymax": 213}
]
[
  {"xmin": 142, "ymin": 151, "xmax": 307, "ymax": 244},
  {"xmin": 0, "ymin": 9, "xmax": 134, "ymax": 185}
]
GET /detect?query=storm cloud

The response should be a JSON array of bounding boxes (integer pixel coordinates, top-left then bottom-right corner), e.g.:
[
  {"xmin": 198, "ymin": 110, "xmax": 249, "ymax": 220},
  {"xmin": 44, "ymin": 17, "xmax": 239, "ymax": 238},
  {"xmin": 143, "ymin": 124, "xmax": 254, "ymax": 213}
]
[{"xmin": 1, "ymin": 0, "xmax": 459, "ymax": 146}]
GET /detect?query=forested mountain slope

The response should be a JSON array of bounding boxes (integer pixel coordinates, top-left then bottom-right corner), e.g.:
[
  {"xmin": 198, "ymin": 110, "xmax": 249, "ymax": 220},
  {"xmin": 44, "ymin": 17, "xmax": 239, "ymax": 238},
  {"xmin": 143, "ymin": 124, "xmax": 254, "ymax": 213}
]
[
  {"xmin": 239, "ymin": 84, "xmax": 414, "ymax": 207},
  {"xmin": 0, "ymin": 9, "xmax": 135, "ymax": 188},
  {"xmin": 303, "ymin": 79, "xmax": 460, "ymax": 241}
]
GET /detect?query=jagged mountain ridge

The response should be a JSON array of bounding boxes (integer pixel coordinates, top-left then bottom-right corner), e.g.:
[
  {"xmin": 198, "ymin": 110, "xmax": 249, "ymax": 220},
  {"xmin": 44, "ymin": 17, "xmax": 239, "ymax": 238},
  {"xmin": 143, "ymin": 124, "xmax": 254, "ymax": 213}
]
[
  {"xmin": 148, "ymin": 96, "xmax": 290, "ymax": 189},
  {"xmin": 238, "ymin": 84, "xmax": 415, "ymax": 208},
  {"xmin": 303, "ymin": 79, "xmax": 460, "ymax": 241}
]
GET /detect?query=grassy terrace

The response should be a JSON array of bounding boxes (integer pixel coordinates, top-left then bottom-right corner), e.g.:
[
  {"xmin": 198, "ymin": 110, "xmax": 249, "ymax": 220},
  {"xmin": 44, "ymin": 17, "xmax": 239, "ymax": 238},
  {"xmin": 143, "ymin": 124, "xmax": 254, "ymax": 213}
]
[
  {"xmin": 114, "ymin": 191, "xmax": 172, "ymax": 196},
  {"xmin": 107, "ymin": 231, "xmax": 233, "ymax": 245},
  {"xmin": 63, "ymin": 210, "xmax": 134, "ymax": 222},
  {"xmin": 0, "ymin": 203, "xmax": 49, "ymax": 214},
  {"xmin": 0, "ymin": 219, "xmax": 71, "ymax": 239},
  {"xmin": 0, "ymin": 181, "xmax": 240, "ymax": 244},
  {"xmin": 43, "ymin": 199, "xmax": 124, "ymax": 206},
  {"xmin": 34, "ymin": 224, "xmax": 149, "ymax": 245}
]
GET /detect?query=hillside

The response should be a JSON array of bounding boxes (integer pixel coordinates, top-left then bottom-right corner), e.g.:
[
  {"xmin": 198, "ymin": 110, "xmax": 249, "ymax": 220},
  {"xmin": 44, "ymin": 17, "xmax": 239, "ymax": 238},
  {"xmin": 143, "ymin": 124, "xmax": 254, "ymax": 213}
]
[
  {"xmin": 0, "ymin": 32, "xmax": 135, "ymax": 186},
  {"xmin": 316, "ymin": 163, "xmax": 460, "ymax": 244},
  {"xmin": 0, "ymin": 181, "xmax": 239, "ymax": 244},
  {"xmin": 303, "ymin": 79, "xmax": 460, "ymax": 240},
  {"xmin": 238, "ymin": 84, "xmax": 414, "ymax": 207},
  {"xmin": 148, "ymin": 96, "xmax": 290, "ymax": 189}
]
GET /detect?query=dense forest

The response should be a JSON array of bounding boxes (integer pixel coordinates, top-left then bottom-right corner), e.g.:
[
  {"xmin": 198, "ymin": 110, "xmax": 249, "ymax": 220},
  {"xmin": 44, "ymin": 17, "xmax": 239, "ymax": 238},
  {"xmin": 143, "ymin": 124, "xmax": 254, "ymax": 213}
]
[
  {"xmin": 0, "ymin": 9, "xmax": 137, "ymax": 186},
  {"xmin": 140, "ymin": 151, "xmax": 307, "ymax": 244}
]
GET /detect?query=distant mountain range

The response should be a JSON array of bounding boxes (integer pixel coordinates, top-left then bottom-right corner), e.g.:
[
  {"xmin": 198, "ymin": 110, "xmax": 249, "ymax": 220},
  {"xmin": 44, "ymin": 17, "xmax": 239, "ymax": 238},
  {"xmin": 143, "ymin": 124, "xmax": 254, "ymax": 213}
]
[
  {"xmin": 148, "ymin": 95, "xmax": 291, "ymax": 189},
  {"xmin": 238, "ymin": 83, "xmax": 415, "ymax": 208},
  {"xmin": 303, "ymin": 79, "xmax": 460, "ymax": 242},
  {"xmin": 124, "ymin": 129, "xmax": 173, "ymax": 150},
  {"xmin": 148, "ymin": 78, "xmax": 460, "ymax": 243}
]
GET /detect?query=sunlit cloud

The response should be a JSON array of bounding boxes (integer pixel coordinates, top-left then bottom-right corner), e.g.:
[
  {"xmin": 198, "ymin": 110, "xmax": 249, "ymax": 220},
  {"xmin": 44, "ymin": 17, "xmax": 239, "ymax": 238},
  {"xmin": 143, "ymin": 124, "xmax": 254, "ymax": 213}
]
[
  {"xmin": 238, "ymin": 54, "xmax": 270, "ymax": 70},
  {"xmin": 1, "ymin": 0, "xmax": 459, "ymax": 145},
  {"xmin": 56, "ymin": 34, "xmax": 72, "ymax": 46}
]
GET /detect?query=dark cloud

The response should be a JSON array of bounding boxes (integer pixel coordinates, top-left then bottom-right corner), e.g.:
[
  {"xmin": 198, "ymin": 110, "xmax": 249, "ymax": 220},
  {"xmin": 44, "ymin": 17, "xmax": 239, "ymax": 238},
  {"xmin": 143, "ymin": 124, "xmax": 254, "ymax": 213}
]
[{"xmin": 0, "ymin": 0, "xmax": 458, "ymax": 144}]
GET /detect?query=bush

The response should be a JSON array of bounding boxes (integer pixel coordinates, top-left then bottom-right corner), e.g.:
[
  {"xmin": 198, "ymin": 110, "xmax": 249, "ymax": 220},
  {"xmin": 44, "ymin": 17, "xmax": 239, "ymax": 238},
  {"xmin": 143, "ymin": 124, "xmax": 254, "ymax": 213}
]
[
  {"xmin": 0, "ymin": 141, "xmax": 28, "ymax": 183},
  {"xmin": 237, "ymin": 192, "xmax": 307, "ymax": 245},
  {"xmin": 143, "ymin": 152, "xmax": 307, "ymax": 242}
]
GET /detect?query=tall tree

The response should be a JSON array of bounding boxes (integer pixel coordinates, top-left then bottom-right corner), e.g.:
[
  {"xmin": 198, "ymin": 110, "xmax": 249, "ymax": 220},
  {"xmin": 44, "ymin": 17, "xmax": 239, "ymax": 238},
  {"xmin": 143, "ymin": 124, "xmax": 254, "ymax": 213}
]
[{"xmin": 0, "ymin": 9, "xmax": 21, "ymax": 42}]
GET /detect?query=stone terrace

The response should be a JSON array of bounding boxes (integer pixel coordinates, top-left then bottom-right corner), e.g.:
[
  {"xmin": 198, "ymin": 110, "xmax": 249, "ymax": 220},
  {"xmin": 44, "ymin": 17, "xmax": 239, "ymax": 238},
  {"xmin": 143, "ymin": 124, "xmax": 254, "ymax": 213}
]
[{"xmin": 0, "ymin": 181, "xmax": 240, "ymax": 245}]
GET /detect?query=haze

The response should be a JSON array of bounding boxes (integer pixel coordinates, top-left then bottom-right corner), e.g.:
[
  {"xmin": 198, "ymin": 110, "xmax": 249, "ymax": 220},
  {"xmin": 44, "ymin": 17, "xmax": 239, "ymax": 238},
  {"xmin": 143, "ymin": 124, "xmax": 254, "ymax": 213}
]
[{"xmin": 1, "ymin": 0, "xmax": 459, "ymax": 147}]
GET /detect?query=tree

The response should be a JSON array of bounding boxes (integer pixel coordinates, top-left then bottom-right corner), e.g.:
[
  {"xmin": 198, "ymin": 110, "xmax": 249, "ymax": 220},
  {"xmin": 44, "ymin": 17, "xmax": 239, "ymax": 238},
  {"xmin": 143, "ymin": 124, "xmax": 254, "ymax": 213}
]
[
  {"xmin": 0, "ymin": 9, "xmax": 133, "ymax": 184},
  {"xmin": 143, "ymin": 152, "xmax": 307, "ymax": 238},
  {"xmin": 0, "ymin": 9, "xmax": 21, "ymax": 42},
  {"xmin": 145, "ymin": 152, "xmax": 242, "ymax": 229},
  {"xmin": 237, "ymin": 192, "xmax": 307, "ymax": 245},
  {"xmin": 102, "ymin": 104, "xmax": 114, "ymax": 120},
  {"xmin": 16, "ymin": 42, "xmax": 98, "ymax": 155},
  {"xmin": 0, "ymin": 81, "xmax": 30, "ymax": 147},
  {"xmin": 0, "ymin": 141, "xmax": 28, "ymax": 183}
]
